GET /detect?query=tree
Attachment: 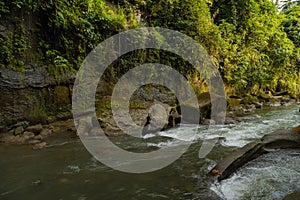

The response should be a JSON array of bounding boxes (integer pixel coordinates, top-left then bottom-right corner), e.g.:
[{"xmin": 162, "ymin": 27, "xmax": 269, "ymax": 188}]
[
  {"xmin": 211, "ymin": 0, "xmax": 298, "ymax": 95},
  {"xmin": 282, "ymin": 5, "xmax": 300, "ymax": 47},
  {"xmin": 280, "ymin": 0, "xmax": 300, "ymax": 11}
]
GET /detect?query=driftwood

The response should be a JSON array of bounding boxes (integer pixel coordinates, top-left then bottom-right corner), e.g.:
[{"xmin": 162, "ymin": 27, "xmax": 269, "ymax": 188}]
[{"xmin": 210, "ymin": 125, "xmax": 300, "ymax": 181}]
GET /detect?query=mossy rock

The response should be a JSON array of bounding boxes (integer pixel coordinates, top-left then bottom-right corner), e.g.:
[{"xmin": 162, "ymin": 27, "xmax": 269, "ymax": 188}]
[
  {"xmin": 291, "ymin": 125, "xmax": 300, "ymax": 134},
  {"xmin": 197, "ymin": 92, "xmax": 211, "ymax": 107},
  {"xmin": 241, "ymin": 95, "xmax": 259, "ymax": 105},
  {"xmin": 54, "ymin": 86, "xmax": 70, "ymax": 106},
  {"xmin": 268, "ymin": 98, "xmax": 279, "ymax": 103},
  {"xmin": 258, "ymin": 93, "xmax": 272, "ymax": 101},
  {"xmin": 227, "ymin": 98, "xmax": 241, "ymax": 107},
  {"xmin": 129, "ymin": 100, "xmax": 148, "ymax": 109}
]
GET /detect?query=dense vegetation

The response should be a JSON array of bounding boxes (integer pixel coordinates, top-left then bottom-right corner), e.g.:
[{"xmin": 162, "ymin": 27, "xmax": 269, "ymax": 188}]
[{"xmin": 0, "ymin": 0, "xmax": 299, "ymax": 96}]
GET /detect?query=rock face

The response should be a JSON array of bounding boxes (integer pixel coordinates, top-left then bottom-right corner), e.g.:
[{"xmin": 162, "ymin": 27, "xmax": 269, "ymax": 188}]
[
  {"xmin": 0, "ymin": 67, "xmax": 75, "ymax": 131},
  {"xmin": 210, "ymin": 125, "xmax": 300, "ymax": 181}
]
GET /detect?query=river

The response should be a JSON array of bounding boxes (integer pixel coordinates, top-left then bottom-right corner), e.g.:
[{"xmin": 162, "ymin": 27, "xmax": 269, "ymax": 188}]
[{"xmin": 0, "ymin": 105, "xmax": 299, "ymax": 200}]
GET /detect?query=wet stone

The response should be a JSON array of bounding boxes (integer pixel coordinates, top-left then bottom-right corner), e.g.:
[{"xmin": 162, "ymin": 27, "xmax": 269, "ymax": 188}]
[
  {"xmin": 14, "ymin": 126, "xmax": 24, "ymax": 136},
  {"xmin": 26, "ymin": 124, "xmax": 43, "ymax": 134}
]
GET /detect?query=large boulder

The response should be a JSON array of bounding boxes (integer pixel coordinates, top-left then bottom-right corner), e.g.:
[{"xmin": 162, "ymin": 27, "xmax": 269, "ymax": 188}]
[
  {"xmin": 210, "ymin": 125, "xmax": 300, "ymax": 181},
  {"xmin": 26, "ymin": 124, "xmax": 43, "ymax": 135},
  {"xmin": 178, "ymin": 92, "xmax": 209, "ymax": 124},
  {"xmin": 283, "ymin": 191, "xmax": 300, "ymax": 200},
  {"xmin": 142, "ymin": 100, "xmax": 181, "ymax": 135}
]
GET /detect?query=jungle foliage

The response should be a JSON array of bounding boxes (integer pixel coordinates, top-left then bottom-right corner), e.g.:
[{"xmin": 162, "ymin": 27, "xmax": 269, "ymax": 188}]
[{"xmin": 0, "ymin": 0, "xmax": 299, "ymax": 96}]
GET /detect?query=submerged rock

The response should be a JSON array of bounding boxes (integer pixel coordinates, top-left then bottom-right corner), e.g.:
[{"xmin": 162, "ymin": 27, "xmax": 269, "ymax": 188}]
[{"xmin": 210, "ymin": 125, "xmax": 300, "ymax": 181}]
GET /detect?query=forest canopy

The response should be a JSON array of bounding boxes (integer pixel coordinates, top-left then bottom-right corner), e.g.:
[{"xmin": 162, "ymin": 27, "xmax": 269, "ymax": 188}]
[{"xmin": 0, "ymin": 0, "xmax": 299, "ymax": 96}]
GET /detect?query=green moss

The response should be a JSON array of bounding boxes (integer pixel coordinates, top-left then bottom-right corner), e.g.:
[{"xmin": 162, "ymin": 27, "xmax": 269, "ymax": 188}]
[
  {"xmin": 54, "ymin": 86, "xmax": 71, "ymax": 106},
  {"xmin": 242, "ymin": 95, "xmax": 259, "ymax": 105},
  {"xmin": 26, "ymin": 102, "xmax": 48, "ymax": 124},
  {"xmin": 227, "ymin": 98, "xmax": 240, "ymax": 107},
  {"xmin": 129, "ymin": 100, "xmax": 148, "ymax": 109},
  {"xmin": 104, "ymin": 100, "xmax": 147, "ymax": 109}
]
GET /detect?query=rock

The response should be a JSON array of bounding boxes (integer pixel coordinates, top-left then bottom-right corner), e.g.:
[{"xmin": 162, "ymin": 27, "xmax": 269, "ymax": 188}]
[
  {"xmin": 14, "ymin": 126, "xmax": 24, "ymax": 136},
  {"xmin": 54, "ymin": 86, "xmax": 71, "ymax": 106},
  {"xmin": 134, "ymin": 86, "xmax": 177, "ymax": 105},
  {"xmin": 12, "ymin": 135, "xmax": 27, "ymax": 144},
  {"xmin": 26, "ymin": 124, "xmax": 43, "ymax": 134},
  {"xmin": 0, "ymin": 66, "xmax": 74, "ymax": 89},
  {"xmin": 227, "ymin": 98, "xmax": 241, "ymax": 108},
  {"xmin": 0, "ymin": 134, "xmax": 18, "ymax": 144},
  {"xmin": 51, "ymin": 126, "xmax": 61, "ymax": 134},
  {"xmin": 254, "ymin": 102, "xmax": 263, "ymax": 109},
  {"xmin": 142, "ymin": 102, "xmax": 170, "ymax": 134},
  {"xmin": 28, "ymin": 139, "xmax": 42, "ymax": 145},
  {"xmin": 33, "ymin": 142, "xmax": 47, "ymax": 149},
  {"xmin": 9, "ymin": 121, "xmax": 29, "ymax": 129},
  {"xmin": 259, "ymin": 92, "xmax": 273, "ymax": 100},
  {"xmin": 283, "ymin": 99, "xmax": 296, "ymax": 107},
  {"xmin": 291, "ymin": 125, "xmax": 300, "ymax": 133},
  {"xmin": 40, "ymin": 128, "xmax": 52, "ymax": 137},
  {"xmin": 22, "ymin": 131, "xmax": 35, "ymax": 140},
  {"xmin": 202, "ymin": 119, "xmax": 215, "ymax": 125},
  {"xmin": 241, "ymin": 95, "xmax": 259, "ymax": 105},
  {"xmin": 265, "ymin": 102, "xmax": 281, "ymax": 107},
  {"xmin": 281, "ymin": 95, "xmax": 291, "ymax": 102},
  {"xmin": 89, "ymin": 127, "xmax": 104, "ymax": 136},
  {"xmin": 142, "ymin": 101, "xmax": 181, "ymax": 135},
  {"xmin": 230, "ymin": 106, "xmax": 244, "ymax": 113},
  {"xmin": 210, "ymin": 125, "xmax": 300, "ymax": 181},
  {"xmin": 67, "ymin": 126, "xmax": 77, "ymax": 133},
  {"xmin": 0, "ymin": 67, "xmax": 75, "ymax": 132},
  {"xmin": 225, "ymin": 117, "xmax": 237, "ymax": 124},
  {"xmin": 244, "ymin": 104, "xmax": 256, "ymax": 113},
  {"xmin": 283, "ymin": 191, "xmax": 300, "ymax": 200},
  {"xmin": 32, "ymin": 180, "xmax": 42, "ymax": 186},
  {"xmin": 34, "ymin": 135, "xmax": 44, "ymax": 140},
  {"xmin": 76, "ymin": 117, "xmax": 94, "ymax": 136},
  {"xmin": 197, "ymin": 92, "xmax": 211, "ymax": 107},
  {"xmin": 258, "ymin": 93, "xmax": 283, "ymax": 106}
]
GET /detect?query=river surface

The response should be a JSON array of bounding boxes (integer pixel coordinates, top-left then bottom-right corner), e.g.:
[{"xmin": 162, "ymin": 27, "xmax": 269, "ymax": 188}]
[{"xmin": 0, "ymin": 105, "xmax": 299, "ymax": 200}]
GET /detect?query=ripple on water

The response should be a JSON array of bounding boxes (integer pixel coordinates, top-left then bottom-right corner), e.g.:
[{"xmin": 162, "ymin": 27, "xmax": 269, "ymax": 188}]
[{"xmin": 63, "ymin": 165, "xmax": 81, "ymax": 174}]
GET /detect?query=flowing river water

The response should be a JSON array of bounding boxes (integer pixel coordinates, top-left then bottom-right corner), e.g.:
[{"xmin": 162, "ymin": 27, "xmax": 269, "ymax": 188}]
[{"xmin": 0, "ymin": 105, "xmax": 299, "ymax": 200}]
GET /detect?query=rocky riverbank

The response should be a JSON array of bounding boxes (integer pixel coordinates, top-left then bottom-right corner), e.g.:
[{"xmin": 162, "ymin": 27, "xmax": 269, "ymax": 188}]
[
  {"xmin": 0, "ymin": 120, "xmax": 76, "ymax": 149},
  {"xmin": 0, "ymin": 67, "xmax": 299, "ymax": 146},
  {"xmin": 1, "ymin": 90, "xmax": 298, "ymax": 148}
]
